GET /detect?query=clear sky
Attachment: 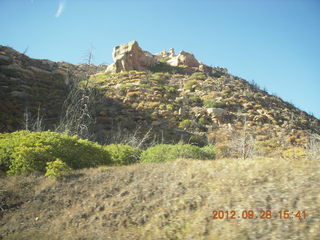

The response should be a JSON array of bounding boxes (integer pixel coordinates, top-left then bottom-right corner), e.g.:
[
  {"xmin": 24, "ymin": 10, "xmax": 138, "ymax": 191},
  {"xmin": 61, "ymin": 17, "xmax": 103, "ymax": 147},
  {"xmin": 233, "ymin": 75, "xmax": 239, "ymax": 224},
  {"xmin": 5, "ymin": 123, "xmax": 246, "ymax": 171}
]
[{"xmin": 1, "ymin": 0, "xmax": 319, "ymax": 119}]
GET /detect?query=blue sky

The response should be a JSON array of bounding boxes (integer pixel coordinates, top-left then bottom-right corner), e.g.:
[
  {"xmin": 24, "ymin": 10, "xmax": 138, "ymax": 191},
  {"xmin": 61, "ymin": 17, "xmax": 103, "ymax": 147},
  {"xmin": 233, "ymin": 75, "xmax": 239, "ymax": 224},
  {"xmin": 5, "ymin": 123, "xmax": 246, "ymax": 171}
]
[{"xmin": 1, "ymin": 0, "xmax": 319, "ymax": 119}]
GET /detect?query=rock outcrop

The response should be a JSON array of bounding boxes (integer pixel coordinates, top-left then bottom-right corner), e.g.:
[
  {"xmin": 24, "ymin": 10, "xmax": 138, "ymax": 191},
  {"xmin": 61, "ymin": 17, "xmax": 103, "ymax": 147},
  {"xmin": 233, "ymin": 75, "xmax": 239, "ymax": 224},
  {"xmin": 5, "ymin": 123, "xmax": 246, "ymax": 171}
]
[
  {"xmin": 106, "ymin": 41, "xmax": 205, "ymax": 73},
  {"xmin": 155, "ymin": 48, "xmax": 176, "ymax": 59},
  {"xmin": 105, "ymin": 41, "xmax": 230, "ymax": 77},
  {"xmin": 106, "ymin": 41, "xmax": 157, "ymax": 73},
  {"xmin": 167, "ymin": 51, "xmax": 200, "ymax": 68}
]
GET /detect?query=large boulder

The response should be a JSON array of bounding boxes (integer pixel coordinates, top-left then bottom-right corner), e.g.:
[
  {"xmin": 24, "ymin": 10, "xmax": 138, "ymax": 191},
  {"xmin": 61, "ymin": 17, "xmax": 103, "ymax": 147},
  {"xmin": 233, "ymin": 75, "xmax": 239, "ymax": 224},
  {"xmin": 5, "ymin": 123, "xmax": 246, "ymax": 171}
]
[
  {"xmin": 167, "ymin": 51, "xmax": 200, "ymax": 68},
  {"xmin": 106, "ymin": 41, "xmax": 157, "ymax": 73}
]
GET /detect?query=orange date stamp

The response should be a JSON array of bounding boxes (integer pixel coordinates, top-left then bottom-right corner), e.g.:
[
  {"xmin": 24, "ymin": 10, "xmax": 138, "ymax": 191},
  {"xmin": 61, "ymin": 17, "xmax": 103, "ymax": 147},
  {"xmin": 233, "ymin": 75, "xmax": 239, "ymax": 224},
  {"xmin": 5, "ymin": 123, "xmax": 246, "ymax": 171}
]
[{"xmin": 211, "ymin": 210, "xmax": 307, "ymax": 220}]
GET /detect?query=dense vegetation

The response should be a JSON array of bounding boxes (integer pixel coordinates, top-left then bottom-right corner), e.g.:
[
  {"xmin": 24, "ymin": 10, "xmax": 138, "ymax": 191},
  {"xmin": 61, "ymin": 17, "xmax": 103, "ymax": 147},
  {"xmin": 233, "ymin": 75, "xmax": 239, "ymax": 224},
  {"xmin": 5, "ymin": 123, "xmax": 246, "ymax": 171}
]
[
  {"xmin": 0, "ymin": 131, "xmax": 217, "ymax": 177},
  {"xmin": 0, "ymin": 131, "xmax": 111, "ymax": 176},
  {"xmin": 141, "ymin": 144, "xmax": 215, "ymax": 163},
  {"xmin": 2, "ymin": 129, "xmax": 319, "ymax": 179}
]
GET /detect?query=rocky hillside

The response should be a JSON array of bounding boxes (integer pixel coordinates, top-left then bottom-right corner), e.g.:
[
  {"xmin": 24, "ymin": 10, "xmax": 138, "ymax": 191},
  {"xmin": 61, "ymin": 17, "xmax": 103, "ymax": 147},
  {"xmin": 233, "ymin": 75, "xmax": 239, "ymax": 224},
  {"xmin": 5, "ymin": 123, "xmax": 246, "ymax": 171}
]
[
  {"xmin": 0, "ymin": 46, "xmax": 104, "ymax": 133},
  {"xmin": 1, "ymin": 42, "xmax": 319, "ymax": 149}
]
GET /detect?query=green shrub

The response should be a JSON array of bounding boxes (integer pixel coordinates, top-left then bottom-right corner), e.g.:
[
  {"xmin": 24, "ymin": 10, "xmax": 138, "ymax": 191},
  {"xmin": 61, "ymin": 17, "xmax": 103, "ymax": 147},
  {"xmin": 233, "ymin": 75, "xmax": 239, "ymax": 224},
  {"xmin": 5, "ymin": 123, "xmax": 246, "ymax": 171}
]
[
  {"xmin": 0, "ymin": 131, "xmax": 111, "ymax": 175},
  {"xmin": 184, "ymin": 80, "xmax": 198, "ymax": 91},
  {"xmin": 188, "ymin": 96, "xmax": 203, "ymax": 106},
  {"xmin": 150, "ymin": 62, "xmax": 185, "ymax": 73},
  {"xmin": 282, "ymin": 147, "xmax": 307, "ymax": 160},
  {"xmin": 188, "ymin": 72, "xmax": 207, "ymax": 81},
  {"xmin": 255, "ymin": 139, "xmax": 282, "ymax": 157},
  {"xmin": 141, "ymin": 144, "xmax": 215, "ymax": 163},
  {"xmin": 179, "ymin": 119, "xmax": 193, "ymax": 130},
  {"xmin": 203, "ymin": 99, "xmax": 227, "ymax": 108},
  {"xmin": 45, "ymin": 159, "xmax": 71, "ymax": 178},
  {"xmin": 200, "ymin": 145, "xmax": 216, "ymax": 159},
  {"xmin": 104, "ymin": 144, "xmax": 142, "ymax": 165},
  {"xmin": 188, "ymin": 135, "xmax": 208, "ymax": 147},
  {"xmin": 150, "ymin": 72, "xmax": 170, "ymax": 84},
  {"xmin": 198, "ymin": 117, "xmax": 207, "ymax": 126}
]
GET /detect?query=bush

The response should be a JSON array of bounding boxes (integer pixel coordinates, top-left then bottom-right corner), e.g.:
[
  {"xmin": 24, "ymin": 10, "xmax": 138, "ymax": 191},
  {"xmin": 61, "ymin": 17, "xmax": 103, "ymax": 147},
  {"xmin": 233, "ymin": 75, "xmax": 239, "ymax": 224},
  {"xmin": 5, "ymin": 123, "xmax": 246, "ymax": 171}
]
[
  {"xmin": 45, "ymin": 159, "xmax": 71, "ymax": 178},
  {"xmin": 203, "ymin": 99, "xmax": 227, "ymax": 108},
  {"xmin": 188, "ymin": 72, "xmax": 207, "ymax": 81},
  {"xmin": 200, "ymin": 145, "xmax": 216, "ymax": 159},
  {"xmin": 104, "ymin": 144, "xmax": 142, "ymax": 165},
  {"xmin": 188, "ymin": 135, "xmax": 208, "ymax": 147},
  {"xmin": 179, "ymin": 119, "xmax": 193, "ymax": 130},
  {"xmin": 0, "ymin": 131, "xmax": 111, "ymax": 175},
  {"xmin": 198, "ymin": 117, "xmax": 207, "ymax": 126},
  {"xmin": 184, "ymin": 80, "xmax": 198, "ymax": 91},
  {"xmin": 141, "ymin": 144, "xmax": 215, "ymax": 163},
  {"xmin": 255, "ymin": 139, "xmax": 282, "ymax": 157},
  {"xmin": 150, "ymin": 62, "xmax": 185, "ymax": 73},
  {"xmin": 282, "ymin": 147, "xmax": 307, "ymax": 160},
  {"xmin": 150, "ymin": 72, "xmax": 170, "ymax": 84},
  {"xmin": 188, "ymin": 96, "xmax": 203, "ymax": 106}
]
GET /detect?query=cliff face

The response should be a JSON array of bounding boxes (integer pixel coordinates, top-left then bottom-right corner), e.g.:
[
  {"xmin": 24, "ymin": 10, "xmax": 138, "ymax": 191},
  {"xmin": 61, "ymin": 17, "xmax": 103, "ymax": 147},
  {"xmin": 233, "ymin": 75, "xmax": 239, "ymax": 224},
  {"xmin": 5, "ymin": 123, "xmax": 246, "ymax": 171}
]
[
  {"xmin": 0, "ymin": 46, "xmax": 103, "ymax": 132},
  {"xmin": 1, "ymin": 43, "xmax": 319, "ymax": 148}
]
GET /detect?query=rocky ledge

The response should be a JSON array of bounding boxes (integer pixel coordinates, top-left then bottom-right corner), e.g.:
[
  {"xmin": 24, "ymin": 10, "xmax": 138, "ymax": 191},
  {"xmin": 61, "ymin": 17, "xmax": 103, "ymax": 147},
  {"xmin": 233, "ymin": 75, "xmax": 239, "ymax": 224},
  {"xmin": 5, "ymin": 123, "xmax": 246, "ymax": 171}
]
[{"xmin": 105, "ymin": 41, "xmax": 227, "ymax": 76}]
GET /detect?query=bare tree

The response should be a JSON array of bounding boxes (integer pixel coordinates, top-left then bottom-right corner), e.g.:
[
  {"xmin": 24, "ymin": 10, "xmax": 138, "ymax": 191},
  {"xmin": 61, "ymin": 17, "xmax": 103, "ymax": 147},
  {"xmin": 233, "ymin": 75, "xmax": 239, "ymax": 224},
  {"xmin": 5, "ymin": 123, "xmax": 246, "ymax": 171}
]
[
  {"xmin": 231, "ymin": 115, "xmax": 255, "ymax": 159},
  {"xmin": 24, "ymin": 105, "xmax": 44, "ymax": 132},
  {"xmin": 56, "ymin": 47, "xmax": 98, "ymax": 140},
  {"xmin": 306, "ymin": 134, "xmax": 320, "ymax": 159},
  {"xmin": 105, "ymin": 126, "xmax": 154, "ymax": 149}
]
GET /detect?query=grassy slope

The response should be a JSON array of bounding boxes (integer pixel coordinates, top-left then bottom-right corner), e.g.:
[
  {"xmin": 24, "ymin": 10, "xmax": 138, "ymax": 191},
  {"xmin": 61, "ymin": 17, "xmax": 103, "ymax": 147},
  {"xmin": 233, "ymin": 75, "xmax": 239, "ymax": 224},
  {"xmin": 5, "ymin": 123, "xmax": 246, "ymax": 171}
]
[{"xmin": 0, "ymin": 157, "xmax": 319, "ymax": 240}]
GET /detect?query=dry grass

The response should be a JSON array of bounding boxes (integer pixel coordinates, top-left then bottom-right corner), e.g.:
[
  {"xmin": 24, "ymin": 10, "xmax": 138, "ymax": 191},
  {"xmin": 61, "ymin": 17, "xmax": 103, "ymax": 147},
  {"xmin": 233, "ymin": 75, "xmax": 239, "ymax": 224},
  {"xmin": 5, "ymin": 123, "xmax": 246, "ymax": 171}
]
[{"xmin": 0, "ymin": 156, "xmax": 319, "ymax": 240}]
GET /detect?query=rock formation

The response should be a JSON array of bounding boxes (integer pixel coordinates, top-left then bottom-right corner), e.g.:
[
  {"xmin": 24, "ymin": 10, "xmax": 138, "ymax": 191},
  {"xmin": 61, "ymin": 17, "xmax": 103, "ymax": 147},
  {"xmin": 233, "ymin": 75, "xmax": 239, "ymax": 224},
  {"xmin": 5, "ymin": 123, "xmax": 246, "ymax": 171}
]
[
  {"xmin": 166, "ymin": 51, "xmax": 200, "ymax": 68},
  {"xmin": 105, "ymin": 41, "xmax": 230, "ymax": 76},
  {"xmin": 106, "ymin": 41, "xmax": 157, "ymax": 73},
  {"xmin": 106, "ymin": 41, "xmax": 205, "ymax": 73}
]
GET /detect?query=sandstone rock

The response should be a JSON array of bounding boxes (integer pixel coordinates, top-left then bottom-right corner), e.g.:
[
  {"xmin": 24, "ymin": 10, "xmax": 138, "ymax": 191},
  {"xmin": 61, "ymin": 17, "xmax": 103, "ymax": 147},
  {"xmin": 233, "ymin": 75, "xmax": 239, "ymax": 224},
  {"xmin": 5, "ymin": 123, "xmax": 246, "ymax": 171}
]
[
  {"xmin": 155, "ymin": 50, "xmax": 169, "ymax": 59},
  {"xmin": 169, "ymin": 48, "xmax": 175, "ymax": 57},
  {"xmin": 106, "ymin": 41, "xmax": 157, "ymax": 73},
  {"xmin": 167, "ymin": 51, "xmax": 200, "ymax": 68},
  {"xmin": 198, "ymin": 64, "xmax": 211, "ymax": 72},
  {"xmin": 155, "ymin": 48, "xmax": 176, "ymax": 59}
]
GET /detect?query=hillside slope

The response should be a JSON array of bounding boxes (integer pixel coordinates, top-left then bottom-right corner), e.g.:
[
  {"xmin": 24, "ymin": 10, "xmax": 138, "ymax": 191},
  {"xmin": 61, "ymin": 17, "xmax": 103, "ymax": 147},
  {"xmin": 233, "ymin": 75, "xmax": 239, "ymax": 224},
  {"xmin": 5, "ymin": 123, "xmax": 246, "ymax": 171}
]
[
  {"xmin": 1, "ymin": 156, "xmax": 319, "ymax": 240},
  {"xmin": 1, "ymin": 43, "xmax": 320, "ymax": 149},
  {"xmin": 0, "ymin": 46, "xmax": 104, "ymax": 133}
]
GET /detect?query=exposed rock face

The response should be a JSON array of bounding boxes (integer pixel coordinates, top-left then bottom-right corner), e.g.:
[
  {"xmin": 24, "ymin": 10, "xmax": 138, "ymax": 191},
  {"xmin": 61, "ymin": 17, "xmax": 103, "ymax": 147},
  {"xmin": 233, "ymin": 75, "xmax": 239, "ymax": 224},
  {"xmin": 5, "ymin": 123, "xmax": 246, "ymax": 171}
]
[
  {"xmin": 106, "ymin": 41, "xmax": 157, "ymax": 73},
  {"xmin": 0, "ymin": 46, "xmax": 103, "ymax": 132},
  {"xmin": 167, "ymin": 51, "xmax": 200, "ymax": 68},
  {"xmin": 155, "ymin": 48, "xmax": 176, "ymax": 59},
  {"xmin": 105, "ymin": 41, "xmax": 229, "ymax": 76},
  {"xmin": 106, "ymin": 41, "xmax": 205, "ymax": 72}
]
